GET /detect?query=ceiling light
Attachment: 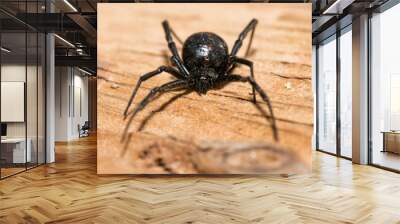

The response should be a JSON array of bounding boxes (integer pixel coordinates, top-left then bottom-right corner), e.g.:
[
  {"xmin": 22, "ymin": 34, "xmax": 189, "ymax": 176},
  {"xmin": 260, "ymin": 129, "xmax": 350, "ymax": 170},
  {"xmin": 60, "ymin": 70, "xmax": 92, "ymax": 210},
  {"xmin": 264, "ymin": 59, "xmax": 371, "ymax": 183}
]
[
  {"xmin": 54, "ymin": 34, "xmax": 75, "ymax": 48},
  {"xmin": 78, "ymin": 67, "xmax": 93, "ymax": 76},
  {"xmin": 63, "ymin": 0, "xmax": 78, "ymax": 12},
  {"xmin": 76, "ymin": 48, "xmax": 86, "ymax": 55},
  {"xmin": 1, "ymin": 47, "xmax": 11, "ymax": 53},
  {"xmin": 323, "ymin": 0, "xmax": 355, "ymax": 15}
]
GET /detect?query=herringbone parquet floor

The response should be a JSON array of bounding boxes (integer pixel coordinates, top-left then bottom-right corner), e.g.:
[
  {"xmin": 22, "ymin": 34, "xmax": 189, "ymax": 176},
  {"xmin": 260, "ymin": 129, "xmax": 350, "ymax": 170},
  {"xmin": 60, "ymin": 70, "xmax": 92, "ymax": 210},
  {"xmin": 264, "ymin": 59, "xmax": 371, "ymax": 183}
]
[{"xmin": 1, "ymin": 135, "xmax": 400, "ymax": 224}]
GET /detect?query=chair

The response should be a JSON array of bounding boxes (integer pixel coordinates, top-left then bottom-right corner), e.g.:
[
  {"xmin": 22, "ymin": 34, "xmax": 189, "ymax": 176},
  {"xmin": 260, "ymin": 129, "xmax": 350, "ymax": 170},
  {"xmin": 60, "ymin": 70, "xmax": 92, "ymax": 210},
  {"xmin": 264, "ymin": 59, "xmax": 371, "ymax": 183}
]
[{"xmin": 79, "ymin": 121, "xmax": 90, "ymax": 138}]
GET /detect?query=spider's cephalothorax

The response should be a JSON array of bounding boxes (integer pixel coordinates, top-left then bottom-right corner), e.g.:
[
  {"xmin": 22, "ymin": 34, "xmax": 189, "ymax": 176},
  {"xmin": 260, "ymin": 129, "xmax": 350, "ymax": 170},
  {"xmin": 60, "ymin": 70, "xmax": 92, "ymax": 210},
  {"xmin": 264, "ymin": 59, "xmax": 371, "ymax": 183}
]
[
  {"xmin": 182, "ymin": 32, "xmax": 229, "ymax": 93},
  {"xmin": 123, "ymin": 19, "xmax": 278, "ymax": 141}
]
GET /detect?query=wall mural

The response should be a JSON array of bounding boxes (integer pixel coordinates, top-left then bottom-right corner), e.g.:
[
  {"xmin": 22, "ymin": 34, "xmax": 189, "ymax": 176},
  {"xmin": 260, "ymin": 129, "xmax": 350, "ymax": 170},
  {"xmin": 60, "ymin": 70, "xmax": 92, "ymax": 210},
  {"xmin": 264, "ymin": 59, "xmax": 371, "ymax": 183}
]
[{"xmin": 97, "ymin": 3, "xmax": 312, "ymax": 174}]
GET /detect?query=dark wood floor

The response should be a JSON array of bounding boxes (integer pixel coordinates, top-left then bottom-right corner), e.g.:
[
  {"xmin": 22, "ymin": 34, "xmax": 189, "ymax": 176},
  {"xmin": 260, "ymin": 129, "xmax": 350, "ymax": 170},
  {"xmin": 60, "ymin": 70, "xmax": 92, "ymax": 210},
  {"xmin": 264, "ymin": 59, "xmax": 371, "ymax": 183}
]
[{"xmin": 0, "ymin": 135, "xmax": 399, "ymax": 223}]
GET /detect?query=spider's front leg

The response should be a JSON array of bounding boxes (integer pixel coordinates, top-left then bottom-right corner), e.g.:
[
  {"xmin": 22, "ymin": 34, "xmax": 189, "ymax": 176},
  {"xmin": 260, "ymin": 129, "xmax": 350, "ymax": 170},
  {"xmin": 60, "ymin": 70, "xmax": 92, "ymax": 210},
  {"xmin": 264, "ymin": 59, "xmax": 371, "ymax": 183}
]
[
  {"xmin": 162, "ymin": 20, "xmax": 190, "ymax": 77},
  {"xmin": 122, "ymin": 79, "xmax": 188, "ymax": 140},
  {"xmin": 124, "ymin": 66, "xmax": 183, "ymax": 118}
]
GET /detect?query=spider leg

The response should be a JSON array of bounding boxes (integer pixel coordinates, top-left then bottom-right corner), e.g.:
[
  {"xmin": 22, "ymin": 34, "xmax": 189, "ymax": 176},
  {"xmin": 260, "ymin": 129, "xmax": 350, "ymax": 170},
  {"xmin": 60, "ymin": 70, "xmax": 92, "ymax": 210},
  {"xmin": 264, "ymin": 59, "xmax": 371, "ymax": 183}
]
[
  {"xmin": 122, "ymin": 79, "xmax": 188, "ymax": 141},
  {"xmin": 225, "ymin": 74, "xmax": 278, "ymax": 141},
  {"xmin": 162, "ymin": 20, "xmax": 190, "ymax": 77},
  {"xmin": 230, "ymin": 57, "xmax": 256, "ymax": 103},
  {"xmin": 124, "ymin": 66, "xmax": 184, "ymax": 118},
  {"xmin": 230, "ymin": 18, "xmax": 258, "ymax": 57}
]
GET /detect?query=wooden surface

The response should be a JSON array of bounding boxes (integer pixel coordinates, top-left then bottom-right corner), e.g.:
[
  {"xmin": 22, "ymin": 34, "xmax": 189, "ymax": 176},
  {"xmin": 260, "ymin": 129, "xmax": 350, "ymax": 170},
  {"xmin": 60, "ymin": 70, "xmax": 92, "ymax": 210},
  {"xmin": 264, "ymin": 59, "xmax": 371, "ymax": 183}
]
[
  {"xmin": 97, "ymin": 4, "xmax": 312, "ymax": 174},
  {"xmin": 1, "ymin": 135, "xmax": 400, "ymax": 223}
]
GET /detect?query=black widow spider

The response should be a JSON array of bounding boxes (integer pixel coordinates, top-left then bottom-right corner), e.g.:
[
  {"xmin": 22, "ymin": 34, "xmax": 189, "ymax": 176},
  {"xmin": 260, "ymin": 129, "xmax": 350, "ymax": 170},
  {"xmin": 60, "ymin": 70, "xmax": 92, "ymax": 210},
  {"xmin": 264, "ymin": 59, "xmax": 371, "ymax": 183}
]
[{"xmin": 123, "ymin": 19, "xmax": 278, "ymax": 140}]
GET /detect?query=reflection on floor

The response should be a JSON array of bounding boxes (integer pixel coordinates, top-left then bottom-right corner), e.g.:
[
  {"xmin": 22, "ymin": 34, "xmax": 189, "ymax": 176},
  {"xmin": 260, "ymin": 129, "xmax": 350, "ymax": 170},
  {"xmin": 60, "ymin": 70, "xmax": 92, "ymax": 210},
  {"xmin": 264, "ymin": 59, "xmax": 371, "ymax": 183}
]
[
  {"xmin": 0, "ymin": 167, "xmax": 25, "ymax": 177},
  {"xmin": 0, "ymin": 135, "xmax": 400, "ymax": 223},
  {"xmin": 0, "ymin": 163, "xmax": 42, "ymax": 178},
  {"xmin": 373, "ymin": 150, "xmax": 400, "ymax": 171}
]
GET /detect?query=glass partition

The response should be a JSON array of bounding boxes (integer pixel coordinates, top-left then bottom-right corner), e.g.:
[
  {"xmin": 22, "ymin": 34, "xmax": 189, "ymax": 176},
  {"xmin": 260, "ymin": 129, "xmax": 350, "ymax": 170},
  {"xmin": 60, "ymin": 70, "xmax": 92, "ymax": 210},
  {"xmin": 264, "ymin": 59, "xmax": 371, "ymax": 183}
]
[
  {"xmin": 0, "ymin": 3, "xmax": 46, "ymax": 179},
  {"xmin": 1, "ymin": 30, "xmax": 28, "ymax": 177}
]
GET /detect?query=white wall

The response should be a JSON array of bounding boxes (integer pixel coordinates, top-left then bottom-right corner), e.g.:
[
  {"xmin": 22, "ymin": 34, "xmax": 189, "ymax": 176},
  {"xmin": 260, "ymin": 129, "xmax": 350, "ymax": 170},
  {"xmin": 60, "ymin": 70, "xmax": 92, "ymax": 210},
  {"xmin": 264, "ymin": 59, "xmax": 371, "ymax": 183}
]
[
  {"xmin": 352, "ymin": 14, "xmax": 370, "ymax": 164},
  {"xmin": 54, "ymin": 67, "xmax": 89, "ymax": 141},
  {"xmin": 1, "ymin": 65, "xmax": 36, "ymax": 138},
  {"xmin": 55, "ymin": 67, "xmax": 70, "ymax": 141},
  {"xmin": 1, "ymin": 65, "xmax": 26, "ymax": 141},
  {"xmin": 72, "ymin": 73, "xmax": 89, "ymax": 138},
  {"xmin": 1, "ymin": 63, "xmax": 46, "ymax": 164},
  {"xmin": 46, "ymin": 32, "xmax": 56, "ymax": 163}
]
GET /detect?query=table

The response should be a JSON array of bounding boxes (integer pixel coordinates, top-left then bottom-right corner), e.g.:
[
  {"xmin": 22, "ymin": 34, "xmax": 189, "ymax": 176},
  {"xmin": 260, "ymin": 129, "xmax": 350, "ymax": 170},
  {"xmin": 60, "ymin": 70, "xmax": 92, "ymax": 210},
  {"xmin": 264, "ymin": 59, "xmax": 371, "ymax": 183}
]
[
  {"xmin": 1, "ymin": 138, "xmax": 31, "ymax": 163},
  {"xmin": 381, "ymin": 131, "xmax": 400, "ymax": 154}
]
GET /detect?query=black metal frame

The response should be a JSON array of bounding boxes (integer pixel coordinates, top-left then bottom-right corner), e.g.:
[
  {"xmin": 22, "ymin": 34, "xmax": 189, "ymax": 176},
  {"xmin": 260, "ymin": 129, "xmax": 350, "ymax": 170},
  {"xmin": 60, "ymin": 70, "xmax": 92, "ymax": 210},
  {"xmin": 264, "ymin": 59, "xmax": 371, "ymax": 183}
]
[
  {"xmin": 315, "ymin": 44, "xmax": 319, "ymax": 151},
  {"xmin": 336, "ymin": 21, "xmax": 341, "ymax": 158},
  {"xmin": 0, "ymin": 22, "xmax": 2, "ymax": 179},
  {"xmin": 315, "ymin": 21, "xmax": 353, "ymax": 161},
  {"xmin": 367, "ymin": 10, "xmax": 373, "ymax": 166}
]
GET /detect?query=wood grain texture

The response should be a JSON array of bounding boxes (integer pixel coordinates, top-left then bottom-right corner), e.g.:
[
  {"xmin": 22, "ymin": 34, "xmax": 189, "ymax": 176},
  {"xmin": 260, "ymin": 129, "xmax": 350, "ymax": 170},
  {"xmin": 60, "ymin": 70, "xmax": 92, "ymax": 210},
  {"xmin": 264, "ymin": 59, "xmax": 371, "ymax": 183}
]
[
  {"xmin": 1, "ymin": 135, "xmax": 400, "ymax": 223},
  {"xmin": 97, "ymin": 3, "xmax": 312, "ymax": 174}
]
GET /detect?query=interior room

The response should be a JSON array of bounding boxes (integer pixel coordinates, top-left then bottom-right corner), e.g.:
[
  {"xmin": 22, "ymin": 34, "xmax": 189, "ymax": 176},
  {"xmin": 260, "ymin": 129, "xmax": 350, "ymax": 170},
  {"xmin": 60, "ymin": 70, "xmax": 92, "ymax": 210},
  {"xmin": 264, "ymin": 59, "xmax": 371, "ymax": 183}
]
[{"xmin": 0, "ymin": 0, "xmax": 400, "ymax": 223}]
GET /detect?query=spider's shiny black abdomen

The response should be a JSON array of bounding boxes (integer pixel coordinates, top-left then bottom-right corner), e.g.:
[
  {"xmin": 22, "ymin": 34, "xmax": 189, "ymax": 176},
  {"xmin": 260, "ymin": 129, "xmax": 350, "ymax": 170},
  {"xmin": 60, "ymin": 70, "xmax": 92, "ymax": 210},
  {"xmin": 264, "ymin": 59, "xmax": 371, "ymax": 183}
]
[{"xmin": 182, "ymin": 32, "xmax": 229, "ymax": 78}]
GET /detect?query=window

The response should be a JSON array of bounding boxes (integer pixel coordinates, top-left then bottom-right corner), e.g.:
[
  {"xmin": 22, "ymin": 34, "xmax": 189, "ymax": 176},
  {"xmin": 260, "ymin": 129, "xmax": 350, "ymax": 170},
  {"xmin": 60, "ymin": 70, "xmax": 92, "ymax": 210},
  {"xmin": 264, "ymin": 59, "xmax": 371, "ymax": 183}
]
[
  {"xmin": 370, "ymin": 3, "xmax": 400, "ymax": 171},
  {"xmin": 317, "ymin": 35, "xmax": 337, "ymax": 154},
  {"xmin": 339, "ymin": 27, "xmax": 352, "ymax": 158}
]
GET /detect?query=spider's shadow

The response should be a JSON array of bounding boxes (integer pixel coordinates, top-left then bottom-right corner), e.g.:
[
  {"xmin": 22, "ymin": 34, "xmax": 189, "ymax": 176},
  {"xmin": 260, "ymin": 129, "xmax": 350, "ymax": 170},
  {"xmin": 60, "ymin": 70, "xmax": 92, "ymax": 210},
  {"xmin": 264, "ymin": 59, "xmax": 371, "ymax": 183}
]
[
  {"xmin": 121, "ymin": 89, "xmax": 191, "ymax": 157},
  {"xmin": 212, "ymin": 79, "xmax": 278, "ymax": 141},
  {"xmin": 137, "ymin": 90, "xmax": 192, "ymax": 132},
  {"xmin": 138, "ymin": 81, "xmax": 277, "ymax": 134},
  {"xmin": 121, "ymin": 77, "xmax": 278, "ymax": 157}
]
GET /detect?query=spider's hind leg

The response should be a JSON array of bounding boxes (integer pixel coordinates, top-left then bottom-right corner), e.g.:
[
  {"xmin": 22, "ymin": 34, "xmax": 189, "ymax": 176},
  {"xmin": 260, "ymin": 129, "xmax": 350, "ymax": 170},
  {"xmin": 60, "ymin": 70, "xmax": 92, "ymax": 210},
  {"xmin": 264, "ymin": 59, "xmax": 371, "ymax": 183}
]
[
  {"xmin": 226, "ymin": 19, "xmax": 258, "ymax": 79},
  {"xmin": 230, "ymin": 18, "xmax": 258, "ymax": 58}
]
